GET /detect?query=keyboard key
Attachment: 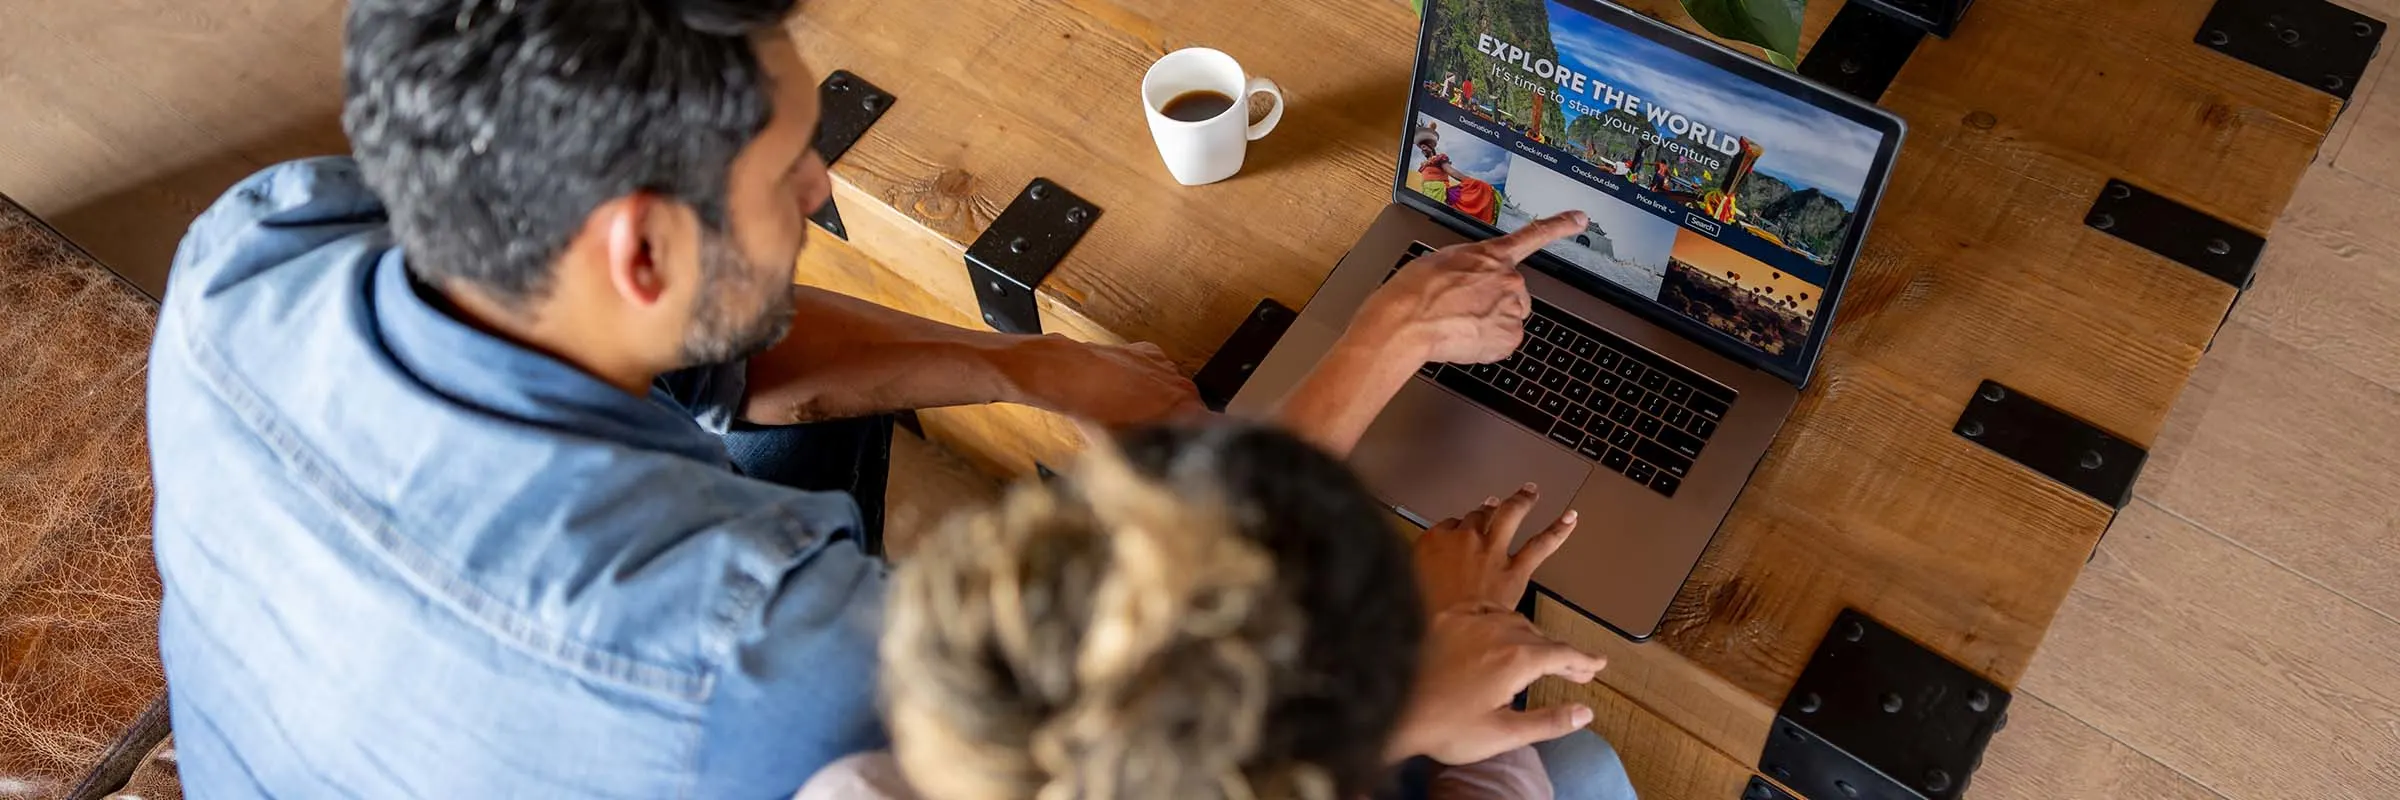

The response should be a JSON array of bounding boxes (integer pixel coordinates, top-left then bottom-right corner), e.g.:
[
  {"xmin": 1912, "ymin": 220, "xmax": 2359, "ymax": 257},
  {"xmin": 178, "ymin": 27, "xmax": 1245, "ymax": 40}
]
[
  {"xmin": 1639, "ymin": 394, "xmax": 1669, "ymax": 416},
  {"xmin": 1617, "ymin": 361, "xmax": 1646, "ymax": 381},
  {"xmin": 1498, "ymin": 351, "xmax": 1524, "ymax": 371},
  {"xmin": 1546, "ymin": 349, "xmax": 1576, "ymax": 369},
  {"xmin": 1569, "ymin": 337, "xmax": 1598, "ymax": 359},
  {"xmin": 1539, "ymin": 393, "xmax": 1568, "ymax": 417},
  {"xmin": 1519, "ymin": 362, "xmax": 1546, "ymax": 383},
  {"xmin": 1633, "ymin": 440, "xmax": 1693, "ymax": 477},
  {"xmin": 1664, "ymin": 382, "xmax": 1693, "ymax": 403},
  {"xmin": 1584, "ymin": 417, "xmax": 1614, "ymax": 439},
  {"xmin": 1471, "ymin": 362, "xmax": 1500, "ymax": 381},
  {"xmin": 1689, "ymin": 394, "xmax": 1730, "ymax": 421},
  {"xmin": 1594, "ymin": 349, "xmax": 1621, "ymax": 369},
  {"xmin": 1562, "ymin": 382, "xmax": 1591, "ymax": 403},
  {"xmin": 1649, "ymin": 473, "xmax": 1681, "ymax": 497},
  {"xmin": 1562, "ymin": 405, "xmax": 1591, "ymax": 427},
  {"xmin": 1658, "ymin": 427, "xmax": 1705, "ymax": 459},
  {"xmin": 1576, "ymin": 435, "xmax": 1607, "ymax": 460},
  {"xmin": 1514, "ymin": 381, "xmax": 1546, "ymax": 404},
  {"xmin": 1662, "ymin": 405, "xmax": 1693, "ymax": 428},
  {"xmin": 1593, "ymin": 372, "xmax": 1622, "ymax": 393},
  {"xmin": 1495, "ymin": 372, "xmax": 1522, "ymax": 392},
  {"xmin": 1545, "ymin": 324, "xmax": 1577, "ymax": 346},
  {"xmin": 1525, "ymin": 316, "xmax": 1553, "ymax": 338},
  {"xmin": 1548, "ymin": 421, "xmax": 1585, "ymax": 449},
  {"xmin": 1568, "ymin": 360, "xmax": 1598, "ymax": 381},
  {"xmin": 1634, "ymin": 414, "xmax": 1664, "ymax": 438},
  {"xmin": 1609, "ymin": 402, "xmax": 1639, "ymax": 425},
  {"xmin": 1690, "ymin": 417, "xmax": 1718, "ymax": 438},
  {"xmin": 1419, "ymin": 363, "xmax": 1441, "ymax": 378},
  {"xmin": 1615, "ymin": 383, "xmax": 1645, "ymax": 403},
  {"xmin": 1585, "ymin": 396, "xmax": 1613, "ymax": 417},
  {"xmin": 1607, "ymin": 426, "xmax": 1638, "ymax": 449},
  {"xmin": 1525, "ymin": 338, "xmax": 1553, "ymax": 361},
  {"xmin": 1601, "ymin": 448, "xmax": 1632, "ymax": 473},
  {"xmin": 1638, "ymin": 370, "xmax": 1667, "ymax": 391},
  {"xmin": 1538, "ymin": 370, "xmax": 1568, "ymax": 391},
  {"xmin": 1626, "ymin": 460, "xmax": 1656, "ymax": 484},
  {"xmin": 1434, "ymin": 367, "xmax": 1553, "ymax": 433}
]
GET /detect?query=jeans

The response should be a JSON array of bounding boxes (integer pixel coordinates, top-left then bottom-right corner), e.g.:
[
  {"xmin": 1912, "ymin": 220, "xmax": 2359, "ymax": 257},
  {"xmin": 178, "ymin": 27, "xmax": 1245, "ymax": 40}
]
[
  {"xmin": 722, "ymin": 415, "xmax": 895, "ymax": 556},
  {"xmin": 1383, "ymin": 730, "xmax": 1638, "ymax": 800}
]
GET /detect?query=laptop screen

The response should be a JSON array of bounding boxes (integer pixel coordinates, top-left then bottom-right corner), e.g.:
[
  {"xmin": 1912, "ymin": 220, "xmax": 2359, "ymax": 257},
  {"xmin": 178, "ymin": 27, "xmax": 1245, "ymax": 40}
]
[{"xmin": 1402, "ymin": 0, "xmax": 1900, "ymax": 377}]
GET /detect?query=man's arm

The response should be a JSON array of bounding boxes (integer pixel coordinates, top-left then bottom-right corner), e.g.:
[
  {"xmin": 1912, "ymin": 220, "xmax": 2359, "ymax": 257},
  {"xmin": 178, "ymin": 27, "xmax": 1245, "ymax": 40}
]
[
  {"xmin": 1274, "ymin": 211, "xmax": 1587, "ymax": 457},
  {"xmin": 741, "ymin": 286, "xmax": 1199, "ymax": 426}
]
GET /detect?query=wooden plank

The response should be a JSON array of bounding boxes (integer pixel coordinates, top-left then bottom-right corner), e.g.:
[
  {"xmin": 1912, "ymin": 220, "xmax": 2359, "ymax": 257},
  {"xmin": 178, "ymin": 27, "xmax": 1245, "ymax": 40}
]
[
  {"xmin": 1528, "ymin": 666, "xmax": 1767, "ymax": 800},
  {"xmin": 2016, "ymin": 499, "xmax": 2400, "ymax": 796},
  {"xmin": 1970, "ymin": 693, "xmax": 2223, "ymax": 800},
  {"xmin": 2136, "ymin": 321, "xmax": 2400, "ymax": 620},
  {"xmin": 2232, "ymin": 167, "xmax": 2400, "ymax": 394}
]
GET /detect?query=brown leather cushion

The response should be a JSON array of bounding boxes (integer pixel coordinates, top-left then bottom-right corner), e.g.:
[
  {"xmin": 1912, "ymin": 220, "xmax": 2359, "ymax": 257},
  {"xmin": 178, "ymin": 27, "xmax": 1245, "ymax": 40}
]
[{"xmin": 0, "ymin": 196, "xmax": 166, "ymax": 799}]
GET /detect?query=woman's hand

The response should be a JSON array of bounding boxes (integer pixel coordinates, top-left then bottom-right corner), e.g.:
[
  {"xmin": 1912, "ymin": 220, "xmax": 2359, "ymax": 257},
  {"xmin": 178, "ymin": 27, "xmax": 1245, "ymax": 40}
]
[
  {"xmin": 1385, "ymin": 603, "xmax": 1607, "ymax": 766},
  {"xmin": 1413, "ymin": 483, "xmax": 1576, "ymax": 616}
]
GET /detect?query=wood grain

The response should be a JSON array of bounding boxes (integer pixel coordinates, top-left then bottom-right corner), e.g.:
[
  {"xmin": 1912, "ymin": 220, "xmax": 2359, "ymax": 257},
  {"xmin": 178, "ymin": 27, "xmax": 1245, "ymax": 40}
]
[
  {"xmin": 1970, "ymin": 693, "xmax": 2223, "ymax": 800},
  {"xmin": 2017, "ymin": 500, "xmax": 2400, "ymax": 798},
  {"xmin": 2232, "ymin": 168, "xmax": 2400, "ymax": 394},
  {"xmin": 2135, "ymin": 322, "xmax": 2400, "ymax": 620}
]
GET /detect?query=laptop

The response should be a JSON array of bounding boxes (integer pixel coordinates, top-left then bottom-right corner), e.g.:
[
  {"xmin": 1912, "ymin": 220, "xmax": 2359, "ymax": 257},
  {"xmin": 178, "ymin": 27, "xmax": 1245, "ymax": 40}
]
[{"xmin": 1227, "ymin": 0, "xmax": 1905, "ymax": 640}]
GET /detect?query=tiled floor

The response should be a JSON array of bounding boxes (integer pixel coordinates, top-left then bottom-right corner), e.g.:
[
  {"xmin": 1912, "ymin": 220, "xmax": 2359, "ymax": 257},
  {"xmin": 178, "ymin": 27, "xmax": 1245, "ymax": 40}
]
[{"xmin": 2, "ymin": 1, "xmax": 2394, "ymax": 797}]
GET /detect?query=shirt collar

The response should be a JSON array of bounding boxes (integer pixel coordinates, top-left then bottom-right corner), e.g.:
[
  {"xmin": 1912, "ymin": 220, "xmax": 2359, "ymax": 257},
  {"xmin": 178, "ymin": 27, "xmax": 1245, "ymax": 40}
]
[{"xmin": 370, "ymin": 249, "xmax": 730, "ymax": 464}]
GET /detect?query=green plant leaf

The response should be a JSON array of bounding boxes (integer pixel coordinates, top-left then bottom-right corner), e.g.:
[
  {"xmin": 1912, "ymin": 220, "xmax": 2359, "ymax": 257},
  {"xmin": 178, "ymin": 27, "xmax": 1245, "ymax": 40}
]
[{"xmin": 1680, "ymin": 0, "xmax": 1806, "ymax": 68}]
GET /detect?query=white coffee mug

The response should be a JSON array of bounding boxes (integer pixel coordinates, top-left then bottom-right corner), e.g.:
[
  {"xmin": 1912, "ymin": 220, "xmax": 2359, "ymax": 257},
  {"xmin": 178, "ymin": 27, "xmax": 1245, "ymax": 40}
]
[{"xmin": 1141, "ymin": 48, "xmax": 1286, "ymax": 186}]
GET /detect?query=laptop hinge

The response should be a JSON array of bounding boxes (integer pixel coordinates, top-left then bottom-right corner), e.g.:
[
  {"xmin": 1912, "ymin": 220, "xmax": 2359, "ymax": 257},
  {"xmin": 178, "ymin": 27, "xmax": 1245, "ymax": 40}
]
[
  {"xmin": 806, "ymin": 70, "xmax": 895, "ymax": 241},
  {"xmin": 963, "ymin": 179, "xmax": 1104, "ymax": 335},
  {"xmin": 1760, "ymin": 609, "xmax": 2011, "ymax": 800}
]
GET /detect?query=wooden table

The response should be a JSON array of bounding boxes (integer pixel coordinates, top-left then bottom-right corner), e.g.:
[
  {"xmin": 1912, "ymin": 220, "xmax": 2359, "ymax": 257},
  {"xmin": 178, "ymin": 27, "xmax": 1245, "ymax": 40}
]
[{"xmin": 780, "ymin": 0, "xmax": 2350, "ymax": 796}]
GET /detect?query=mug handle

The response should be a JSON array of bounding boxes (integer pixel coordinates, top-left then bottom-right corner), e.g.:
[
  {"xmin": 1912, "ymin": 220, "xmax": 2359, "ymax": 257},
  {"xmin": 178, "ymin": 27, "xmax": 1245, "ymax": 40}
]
[{"xmin": 1245, "ymin": 76, "xmax": 1285, "ymax": 141}]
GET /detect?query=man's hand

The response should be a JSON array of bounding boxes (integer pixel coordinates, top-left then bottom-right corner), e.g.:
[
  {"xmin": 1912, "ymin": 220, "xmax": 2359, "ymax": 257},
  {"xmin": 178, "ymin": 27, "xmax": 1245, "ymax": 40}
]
[
  {"xmin": 1386, "ymin": 603, "xmax": 1607, "ymax": 766},
  {"xmin": 1010, "ymin": 336, "xmax": 1205, "ymax": 425},
  {"xmin": 1354, "ymin": 210, "xmax": 1588, "ymax": 366},
  {"xmin": 1414, "ymin": 483, "xmax": 1576, "ymax": 616}
]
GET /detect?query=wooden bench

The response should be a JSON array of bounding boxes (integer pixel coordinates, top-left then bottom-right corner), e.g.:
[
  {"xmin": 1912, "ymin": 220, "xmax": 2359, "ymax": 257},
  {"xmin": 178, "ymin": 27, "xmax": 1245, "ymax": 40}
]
[{"xmin": 778, "ymin": 0, "xmax": 2365, "ymax": 796}]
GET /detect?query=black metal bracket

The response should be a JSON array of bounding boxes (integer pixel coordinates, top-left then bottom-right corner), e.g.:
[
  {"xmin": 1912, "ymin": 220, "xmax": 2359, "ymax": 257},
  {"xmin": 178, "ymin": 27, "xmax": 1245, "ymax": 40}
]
[
  {"xmin": 1741, "ymin": 776, "xmax": 1798, "ymax": 800},
  {"xmin": 2197, "ymin": 0, "xmax": 2387, "ymax": 102},
  {"xmin": 2085, "ymin": 179, "xmax": 2265, "ymax": 290},
  {"xmin": 960, "ymin": 178, "xmax": 1099, "ymax": 331},
  {"xmin": 807, "ymin": 70, "xmax": 896, "ymax": 240},
  {"xmin": 1797, "ymin": 2, "xmax": 1930, "ymax": 103},
  {"xmin": 1194, "ymin": 299, "xmax": 1298, "ymax": 412},
  {"xmin": 1760, "ymin": 610, "xmax": 2011, "ymax": 800},
  {"xmin": 964, "ymin": 179, "xmax": 1103, "ymax": 334},
  {"xmin": 1954, "ymin": 380, "xmax": 2147, "ymax": 508}
]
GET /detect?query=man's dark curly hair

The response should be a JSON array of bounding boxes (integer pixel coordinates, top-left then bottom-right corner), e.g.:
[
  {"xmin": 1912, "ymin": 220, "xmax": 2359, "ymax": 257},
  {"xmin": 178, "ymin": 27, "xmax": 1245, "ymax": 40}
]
[
  {"xmin": 342, "ymin": 0, "xmax": 797, "ymax": 304},
  {"xmin": 882, "ymin": 423, "xmax": 1425, "ymax": 799}
]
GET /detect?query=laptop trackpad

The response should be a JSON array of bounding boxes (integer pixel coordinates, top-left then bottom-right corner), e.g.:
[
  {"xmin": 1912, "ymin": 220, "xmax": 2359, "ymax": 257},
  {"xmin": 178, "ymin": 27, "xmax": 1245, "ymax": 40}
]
[{"xmin": 1349, "ymin": 379, "xmax": 1591, "ymax": 544}]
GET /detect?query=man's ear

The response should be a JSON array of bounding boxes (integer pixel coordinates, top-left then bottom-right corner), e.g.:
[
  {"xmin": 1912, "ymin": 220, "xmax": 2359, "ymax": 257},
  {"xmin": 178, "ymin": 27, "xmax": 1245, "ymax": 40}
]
[{"xmin": 602, "ymin": 193, "xmax": 668, "ymax": 307}]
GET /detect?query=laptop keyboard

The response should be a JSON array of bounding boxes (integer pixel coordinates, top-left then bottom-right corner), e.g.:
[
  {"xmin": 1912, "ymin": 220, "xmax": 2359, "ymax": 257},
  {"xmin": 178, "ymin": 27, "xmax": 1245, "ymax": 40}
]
[{"xmin": 1389, "ymin": 245, "xmax": 1736, "ymax": 498}]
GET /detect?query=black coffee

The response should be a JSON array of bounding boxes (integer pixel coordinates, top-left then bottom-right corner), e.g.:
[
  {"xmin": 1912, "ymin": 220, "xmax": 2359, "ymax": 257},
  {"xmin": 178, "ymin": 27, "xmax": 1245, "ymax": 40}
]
[{"xmin": 1161, "ymin": 90, "xmax": 1237, "ymax": 122}]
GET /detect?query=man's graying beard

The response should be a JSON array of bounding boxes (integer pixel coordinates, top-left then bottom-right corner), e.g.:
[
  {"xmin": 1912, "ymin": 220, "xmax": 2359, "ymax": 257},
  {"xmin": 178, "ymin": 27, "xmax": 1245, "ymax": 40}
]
[{"xmin": 677, "ymin": 233, "xmax": 798, "ymax": 366}]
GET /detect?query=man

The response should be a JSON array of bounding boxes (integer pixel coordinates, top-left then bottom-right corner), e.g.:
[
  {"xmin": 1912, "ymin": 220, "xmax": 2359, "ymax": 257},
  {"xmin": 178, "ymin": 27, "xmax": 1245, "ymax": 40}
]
[{"xmin": 147, "ymin": 0, "xmax": 1198, "ymax": 796}]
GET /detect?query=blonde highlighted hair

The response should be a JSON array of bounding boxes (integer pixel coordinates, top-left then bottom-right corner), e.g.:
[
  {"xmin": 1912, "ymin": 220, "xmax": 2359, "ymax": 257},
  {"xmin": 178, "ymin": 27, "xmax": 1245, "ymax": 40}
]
[{"xmin": 881, "ymin": 424, "xmax": 1422, "ymax": 800}]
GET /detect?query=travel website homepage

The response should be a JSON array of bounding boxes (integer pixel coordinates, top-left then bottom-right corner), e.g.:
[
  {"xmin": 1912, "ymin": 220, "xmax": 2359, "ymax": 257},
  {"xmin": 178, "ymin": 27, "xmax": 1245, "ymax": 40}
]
[{"xmin": 1409, "ymin": 0, "xmax": 1884, "ymax": 362}]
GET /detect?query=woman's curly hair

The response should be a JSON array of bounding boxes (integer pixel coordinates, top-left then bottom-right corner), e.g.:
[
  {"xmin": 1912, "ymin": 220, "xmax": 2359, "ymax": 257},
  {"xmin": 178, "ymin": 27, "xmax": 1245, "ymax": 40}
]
[{"xmin": 882, "ymin": 424, "xmax": 1424, "ymax": 800}]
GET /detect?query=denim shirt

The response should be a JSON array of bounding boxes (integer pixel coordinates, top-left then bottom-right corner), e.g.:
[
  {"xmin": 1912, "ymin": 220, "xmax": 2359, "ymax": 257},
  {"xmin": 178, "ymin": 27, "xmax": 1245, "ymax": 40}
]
[{"xmin": 147, "ymin": 158, "xmax": 887, "ymax": 799}]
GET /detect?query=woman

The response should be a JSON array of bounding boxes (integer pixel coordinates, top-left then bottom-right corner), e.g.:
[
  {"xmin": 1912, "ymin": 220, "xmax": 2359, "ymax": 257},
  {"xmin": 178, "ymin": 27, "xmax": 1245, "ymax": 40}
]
[
  {"xmin": 801, "ymin": 213, "xmax": 1634, "ymax": 800},
  {"xmin": 1415, "ymin": 123, "xmax": 1501, "ymax": 225}
]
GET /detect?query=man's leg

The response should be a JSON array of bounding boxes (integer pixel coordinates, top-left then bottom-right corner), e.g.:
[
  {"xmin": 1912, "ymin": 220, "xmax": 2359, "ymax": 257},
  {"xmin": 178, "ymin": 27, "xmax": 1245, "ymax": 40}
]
[
  {"xmin": 721, "ymin": 415, "xmax": 894, "ymax": 556},
  {"xmin": 1534, "ymin": 728, "xmax": 1638, "ymax": 800}
]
